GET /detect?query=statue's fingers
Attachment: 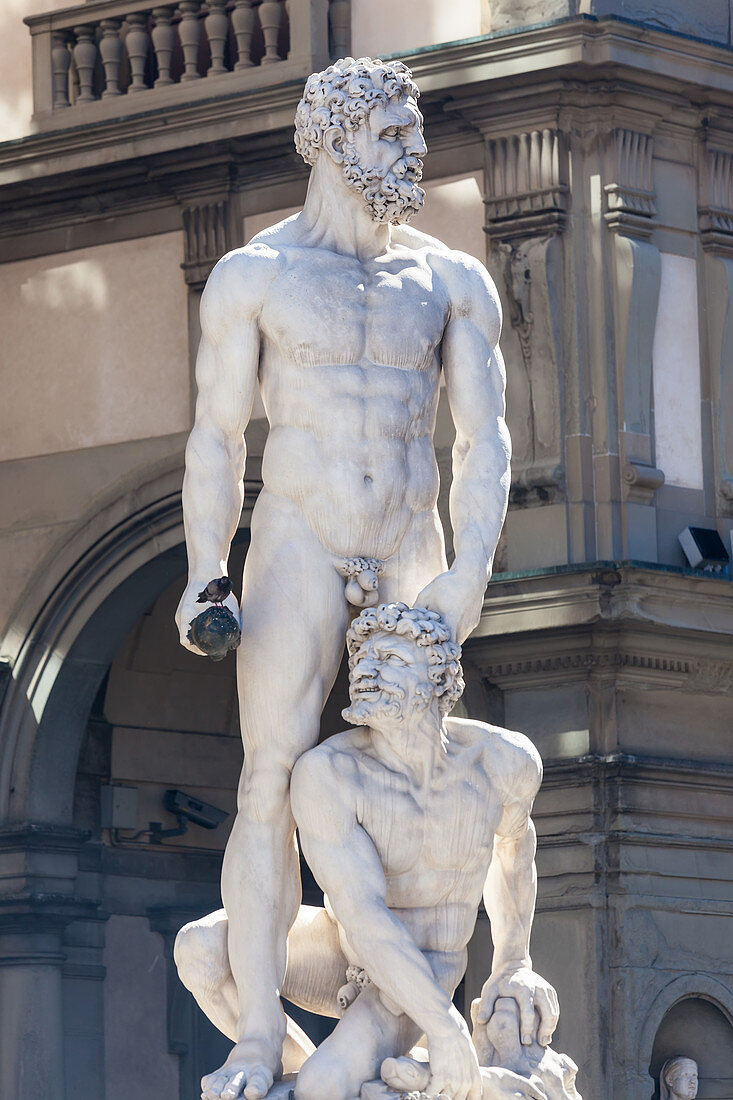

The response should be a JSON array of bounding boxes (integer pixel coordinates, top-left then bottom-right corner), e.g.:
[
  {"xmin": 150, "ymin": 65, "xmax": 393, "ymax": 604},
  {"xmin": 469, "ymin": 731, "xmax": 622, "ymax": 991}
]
[
  {"xmin": 516, "ymin": 989, "xmax": 536, "ymax": 1046},
  {"xmin": 535, "ymin": 987, "xmax": 559, "ymax": 1046},
  {"xmin": 474, "ymin": 988, "xmax": 497, "ymax": 1023}
]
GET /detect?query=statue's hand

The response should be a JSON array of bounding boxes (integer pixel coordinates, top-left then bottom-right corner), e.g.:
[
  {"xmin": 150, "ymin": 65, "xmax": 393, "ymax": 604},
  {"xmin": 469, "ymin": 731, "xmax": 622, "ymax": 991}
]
[
  {"xmin": 416, "ymin": 569, "xmax": 486, "ymax": 644},
  {"xmin": 473, "ymin": 967, "xmax": 560, "ymax": 1049},
  {"xmin": 427, "ymin": 1006, "xmax": 482, "ymax": 1100},
  {"xmin": 175, "ymin": 581, "xmax": 241, "ymax": 656}
]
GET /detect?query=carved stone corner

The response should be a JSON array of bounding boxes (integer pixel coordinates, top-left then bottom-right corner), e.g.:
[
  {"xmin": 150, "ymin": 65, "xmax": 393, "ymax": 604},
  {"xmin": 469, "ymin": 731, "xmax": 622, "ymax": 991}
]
[{"xmin": 622, "ymin": 461, "xmax": 664, "ymax": 504}]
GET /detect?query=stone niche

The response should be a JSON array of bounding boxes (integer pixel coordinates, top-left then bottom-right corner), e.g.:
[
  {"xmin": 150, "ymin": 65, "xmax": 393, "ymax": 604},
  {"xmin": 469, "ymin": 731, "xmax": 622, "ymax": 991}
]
[{"xmin": 649, "ymin": 998, "xmax": 733, "ymax": 1099}]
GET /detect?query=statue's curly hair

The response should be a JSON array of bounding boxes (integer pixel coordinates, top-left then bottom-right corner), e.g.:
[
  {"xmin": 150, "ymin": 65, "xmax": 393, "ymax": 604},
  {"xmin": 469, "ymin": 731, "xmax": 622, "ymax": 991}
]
[
  {"xmin": 294, "ymin": 56, "xmax": 420, "ymax": 167},
  {"xmin": 346, "ymin": 603, "xmax": 464, "ymax": 717}
]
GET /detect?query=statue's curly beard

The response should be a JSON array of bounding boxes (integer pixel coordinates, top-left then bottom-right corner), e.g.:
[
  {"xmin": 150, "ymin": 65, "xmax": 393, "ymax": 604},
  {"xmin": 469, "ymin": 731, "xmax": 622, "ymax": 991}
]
[
  {"xmin": 342, "ymin": 144, "xmax": 425, "ymax": 225},
  {"xmin": 342, "ymin": 682, "xmax": 406, "ymax": 726}
]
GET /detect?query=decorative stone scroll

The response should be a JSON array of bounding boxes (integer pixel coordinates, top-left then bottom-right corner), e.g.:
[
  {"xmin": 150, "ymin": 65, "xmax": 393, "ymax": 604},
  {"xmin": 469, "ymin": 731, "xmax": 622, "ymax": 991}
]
[
  {"xmin": 484, "ymin": 129, "xmax": 568, "ymax": 241},
  {"xmin": 604, "ymin": 128, "xmax": 656, "ymax": 237},
  {"xmin": 698, "ymin": 148, "xmax": 733, "ymax": 249},
  {"xmin": 182, "ymin": 199, "xmax": 231, "ymax": 286}
]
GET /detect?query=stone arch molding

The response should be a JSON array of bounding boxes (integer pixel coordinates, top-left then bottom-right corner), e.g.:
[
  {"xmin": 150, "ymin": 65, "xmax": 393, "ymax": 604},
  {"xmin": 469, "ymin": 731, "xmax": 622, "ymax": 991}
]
[
  {"xmin": 637, "ymin": 972, "xmax": 733, "ymax": 1081},
  {"xmin": 0, "ymin": 465, "xmax": 259, "ymax": 826}
]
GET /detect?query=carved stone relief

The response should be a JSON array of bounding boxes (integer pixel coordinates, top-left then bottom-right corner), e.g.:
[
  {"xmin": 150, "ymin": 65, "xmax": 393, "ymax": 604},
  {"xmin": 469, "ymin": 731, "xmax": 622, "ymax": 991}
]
[
  {"xmin": 604, "ymin": 128, "xmax": 664, "ymax": 503},
  {"xmin": 484, "ymin": 128, "xmax": 568, "ymax": 499},
  {"xmin": 499, "ymin": 236, "xmax": 564, "ymax": 495}
]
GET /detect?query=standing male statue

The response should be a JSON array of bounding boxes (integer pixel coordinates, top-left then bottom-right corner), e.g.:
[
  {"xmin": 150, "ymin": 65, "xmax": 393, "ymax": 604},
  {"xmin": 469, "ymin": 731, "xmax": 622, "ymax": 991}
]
[{"xmin": 175, "ymin": 56, "xmax": 511, "ymax": 1100}]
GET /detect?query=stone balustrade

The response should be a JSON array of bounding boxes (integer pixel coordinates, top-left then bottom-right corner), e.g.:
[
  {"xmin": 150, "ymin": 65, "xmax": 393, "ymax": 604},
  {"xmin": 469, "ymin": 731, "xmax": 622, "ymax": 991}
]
[{"xmin": 25, "ymin": 0, "xmax": 350, "ymax": 120}]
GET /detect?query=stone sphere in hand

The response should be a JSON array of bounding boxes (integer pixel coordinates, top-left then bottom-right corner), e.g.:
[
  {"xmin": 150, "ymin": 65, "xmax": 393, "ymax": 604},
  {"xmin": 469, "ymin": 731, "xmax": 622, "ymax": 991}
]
[{"xmin": 187, "ymin": 606, "xmax": 241, "ymax": 661}]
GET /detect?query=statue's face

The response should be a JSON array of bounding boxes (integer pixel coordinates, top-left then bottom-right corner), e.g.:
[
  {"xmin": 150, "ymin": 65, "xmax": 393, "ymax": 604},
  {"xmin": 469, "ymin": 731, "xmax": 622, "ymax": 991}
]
[
  {"xmin": 343, "ymin": 629, "xmax": 434, "ymax": 727},
  {"xmin": 340, "ymin": 94, "xmax": 426, "ymax": 224},
  {"xmin": 669, "ymin": 1064, "xmax": 698, "ymax": 1099}
]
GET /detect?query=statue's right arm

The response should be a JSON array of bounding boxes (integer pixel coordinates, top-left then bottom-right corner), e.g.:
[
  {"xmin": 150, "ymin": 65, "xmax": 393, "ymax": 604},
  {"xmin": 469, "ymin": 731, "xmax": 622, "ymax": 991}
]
[
  {"xmin": 175, "ymin": 249, "xmax": 269, "ymax": 651},
  {"xmin": 290, "ymin": 749, "xmax": 481, "ymax": 1100}
]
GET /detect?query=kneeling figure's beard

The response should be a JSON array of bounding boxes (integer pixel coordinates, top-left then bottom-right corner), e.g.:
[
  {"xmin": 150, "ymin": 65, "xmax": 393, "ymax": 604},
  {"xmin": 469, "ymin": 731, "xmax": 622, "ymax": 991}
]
[
  {"xmin": 342, "ymin": 684, "xmax": 405, "ymax": 726},
  {"xmin": 342, "ymin": 144, "xmax": 425, "ymax": 225}
]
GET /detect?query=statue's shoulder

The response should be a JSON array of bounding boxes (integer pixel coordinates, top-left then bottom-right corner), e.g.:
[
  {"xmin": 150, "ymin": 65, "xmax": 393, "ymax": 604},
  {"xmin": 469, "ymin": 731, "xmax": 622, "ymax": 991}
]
[
  {"xmin": 292, "ymin": 731, "xmax": 362, "ymax": 795},
  {"xmin": 446, "ymin": 718, "xmax": 542, "ymax": 796},
  {"xmin": 396, "ymin": 226, "xmax": 501, "ymax": 329},
  {"xmin": 201, "ymin": 235, "xmax": 285, "ymax": 321}
]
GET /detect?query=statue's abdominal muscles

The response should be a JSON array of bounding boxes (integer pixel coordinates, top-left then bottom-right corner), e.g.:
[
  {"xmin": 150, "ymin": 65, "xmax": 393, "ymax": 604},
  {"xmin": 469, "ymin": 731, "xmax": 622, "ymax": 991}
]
[{"xmin": 258, "ymin": 249, "xmax": 447, "ymax": 558}]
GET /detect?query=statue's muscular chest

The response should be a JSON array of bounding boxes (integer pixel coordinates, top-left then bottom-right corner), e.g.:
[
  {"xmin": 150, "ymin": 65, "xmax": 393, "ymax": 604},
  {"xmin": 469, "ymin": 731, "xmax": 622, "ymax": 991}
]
[
  {"xmin": 260, "ymin": 248, "xmax": 449, "ymax": 370},
  {"xmin": 358, "ymin": 761, "xmax": 498, "ymax": 881}
]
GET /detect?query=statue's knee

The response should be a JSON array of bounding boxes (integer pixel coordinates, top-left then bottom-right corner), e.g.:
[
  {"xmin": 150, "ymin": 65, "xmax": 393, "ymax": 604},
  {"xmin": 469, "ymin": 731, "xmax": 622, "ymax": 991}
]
[
  {"xmin": 241, "ymin": 760, "xmax": 293, "ymax": 825},
  {"xmin": 174, "ymin": 919, "xmax": 227, "ymax": 994},
  {"xmin": 174, "ymin": 921, "xmax": 206, "ymax": 991}
]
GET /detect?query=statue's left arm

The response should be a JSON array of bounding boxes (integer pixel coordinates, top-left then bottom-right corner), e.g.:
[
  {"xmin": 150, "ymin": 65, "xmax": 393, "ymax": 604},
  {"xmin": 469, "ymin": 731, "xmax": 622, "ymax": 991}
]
[
  {"xmin": 475, "ymin": 732, "xmax": 560, "ymax": 1048},
  {"xmin": 417, "ymin": 253, "xmax": 511, "ymax": 644}
]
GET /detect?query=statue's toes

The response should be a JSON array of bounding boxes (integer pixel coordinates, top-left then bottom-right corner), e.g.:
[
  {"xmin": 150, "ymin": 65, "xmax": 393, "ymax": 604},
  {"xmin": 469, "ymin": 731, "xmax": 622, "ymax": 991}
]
[{"xmin": 243, "ymin": 1066, "xmax": 273, "ymax": 1100}]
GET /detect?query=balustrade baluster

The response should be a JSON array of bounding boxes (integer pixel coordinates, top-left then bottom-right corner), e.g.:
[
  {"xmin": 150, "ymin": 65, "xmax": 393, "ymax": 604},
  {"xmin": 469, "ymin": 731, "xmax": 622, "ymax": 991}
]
[
  {"xmin": 99, "ymin": 19, "xmax": 123, "ymax": 96},
  {"xmin": 152, "ymin": 6, "xmax": 176, "ymax": 86},
  {"xmin": 258, "ymin": 0, "xmax": 283, "ymax": 64},
  {"xmin": 329, "ymin": 0, "xmax": 349, "ymax": 59},
  {"xmin": 205, "ymin": 0, "xmax": 228, "ymax": 75},
  {"xmin": 231, "ymin": 0, "xmax": 254, "ymax": 68},
  {"xmin": 125, "ymin": 12, "xmax": 151, "ymax": 93},
  {"xmin": 72, "ymin": 24, "xmax": 98, "ymax": 103},
  {"xmin": 51, "ymin": 32, "xmax": 71, "ymax": 109},
  {"xmin": 178, "ymin": 0, "xmax": 202, "ymax": 80}
]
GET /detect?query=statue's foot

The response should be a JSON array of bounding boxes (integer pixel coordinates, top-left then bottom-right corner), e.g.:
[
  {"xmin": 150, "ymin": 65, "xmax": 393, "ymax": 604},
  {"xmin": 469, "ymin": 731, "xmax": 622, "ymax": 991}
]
[{"xmin": 201, "ymin": 1039, "xmax": 280, "ymax": 1100}]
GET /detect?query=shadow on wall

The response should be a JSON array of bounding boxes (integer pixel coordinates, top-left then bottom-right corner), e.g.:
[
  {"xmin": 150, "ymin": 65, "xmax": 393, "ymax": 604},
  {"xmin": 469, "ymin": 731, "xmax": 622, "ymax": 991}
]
[{"xmin": 649, "ymin": 997, "xmax": 733, "ymax": 1099}]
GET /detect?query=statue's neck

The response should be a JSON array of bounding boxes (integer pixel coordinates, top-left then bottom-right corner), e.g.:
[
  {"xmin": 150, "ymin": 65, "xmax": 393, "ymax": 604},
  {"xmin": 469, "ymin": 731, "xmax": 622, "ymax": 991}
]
[
  {"xmin": 369, "ymin": 712, "xmax": 447, "ymax": 788},
  {"xmin": 298, "ymin": 155, "xmax": 391, "ymax": 261}
]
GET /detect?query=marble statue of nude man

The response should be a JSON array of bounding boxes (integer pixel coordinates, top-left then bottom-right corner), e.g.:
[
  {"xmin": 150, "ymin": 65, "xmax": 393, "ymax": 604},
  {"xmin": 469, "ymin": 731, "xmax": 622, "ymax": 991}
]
[
  {"xmin": 175, "ymin": 606, "xmax": 569, "ymax": 1100},
  {"xmin": 174, "ymin": 56, "xmax": 511, "ymax": 1100}
]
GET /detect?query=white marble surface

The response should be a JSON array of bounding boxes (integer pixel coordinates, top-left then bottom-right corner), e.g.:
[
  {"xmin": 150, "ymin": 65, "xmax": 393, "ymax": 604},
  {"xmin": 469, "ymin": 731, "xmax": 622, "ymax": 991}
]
[
  {"xmin": 176, "ymin": 605, "xmax": 581, "ymax": 1100},
  {"xmin": 175, "ymin": 56, "xmax": 519, "ymax": 1100}
]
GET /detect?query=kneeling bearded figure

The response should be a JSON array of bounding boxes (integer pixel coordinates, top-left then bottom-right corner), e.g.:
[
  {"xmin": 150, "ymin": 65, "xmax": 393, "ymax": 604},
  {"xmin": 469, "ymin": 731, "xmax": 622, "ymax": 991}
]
[{"xmin": 175, "ymin": 604, "xmax": 582, "ymax": 1100}]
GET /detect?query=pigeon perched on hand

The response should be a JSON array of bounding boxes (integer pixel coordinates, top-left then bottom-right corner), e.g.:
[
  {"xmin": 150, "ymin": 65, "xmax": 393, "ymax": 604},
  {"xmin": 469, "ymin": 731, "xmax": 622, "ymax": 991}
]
[{"xmin": 196, "ymin": 577, "xmax": 233, "ymax": 605}]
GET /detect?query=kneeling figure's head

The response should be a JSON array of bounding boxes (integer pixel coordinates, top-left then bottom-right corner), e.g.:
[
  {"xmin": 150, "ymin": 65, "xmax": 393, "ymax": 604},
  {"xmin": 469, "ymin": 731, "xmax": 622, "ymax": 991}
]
[{"xmin": 343, "ymin": 603, "xmax": 463, "ymax": 728}]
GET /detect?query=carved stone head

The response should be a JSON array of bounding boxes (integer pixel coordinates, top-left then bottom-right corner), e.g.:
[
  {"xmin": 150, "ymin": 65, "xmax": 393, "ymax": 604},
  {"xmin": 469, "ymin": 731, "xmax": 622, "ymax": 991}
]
[
  {"xmin": 294, "ymin": 57, "xmax": 426, "ymax": 224},
  {"xmin": 660, "ymin": 1058, "xmax": 698, "ymax": 1100},
  {"xmin": 343, "ymin": 603, "xmax": 463, "ymax": 726}
]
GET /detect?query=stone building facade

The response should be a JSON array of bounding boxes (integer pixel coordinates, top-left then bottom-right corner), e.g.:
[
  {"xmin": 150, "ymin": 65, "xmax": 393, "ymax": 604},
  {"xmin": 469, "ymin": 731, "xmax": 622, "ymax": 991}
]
[{"xmin": 0, "ymin": 1, "xmax": 732, "ymax": 1097}]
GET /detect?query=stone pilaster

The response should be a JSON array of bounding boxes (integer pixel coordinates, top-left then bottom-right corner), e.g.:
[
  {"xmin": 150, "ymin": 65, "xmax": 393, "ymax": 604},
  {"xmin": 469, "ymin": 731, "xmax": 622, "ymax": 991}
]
[
  {"xmin": 698, "ymin": 141, "xmax": 733, "ymax": 513},
  {"xmin": 0, "ymin": 825, "xmax": 99, "ymax": 1100},
  {"xmin": 603, "ymin": 127, "xmax": 664, "ymax": 558}
]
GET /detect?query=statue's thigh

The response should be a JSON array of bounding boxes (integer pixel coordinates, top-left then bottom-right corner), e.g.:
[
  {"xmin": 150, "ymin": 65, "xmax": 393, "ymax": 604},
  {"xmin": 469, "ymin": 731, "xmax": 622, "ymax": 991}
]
[{"xmin": 236, "ymin": 528, "xmax": 348, "ymax": 755}]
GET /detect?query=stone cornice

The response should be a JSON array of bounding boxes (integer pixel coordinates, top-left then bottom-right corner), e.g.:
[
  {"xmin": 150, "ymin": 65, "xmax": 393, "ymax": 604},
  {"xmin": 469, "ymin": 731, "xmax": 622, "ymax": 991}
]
[
  {"xmin": 474, "ymin": 561, "xmax": 733, "ymax": 640},
  {"xmin": 2, "ymin": 17, "xmax": 733, "ymax": 198}
]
